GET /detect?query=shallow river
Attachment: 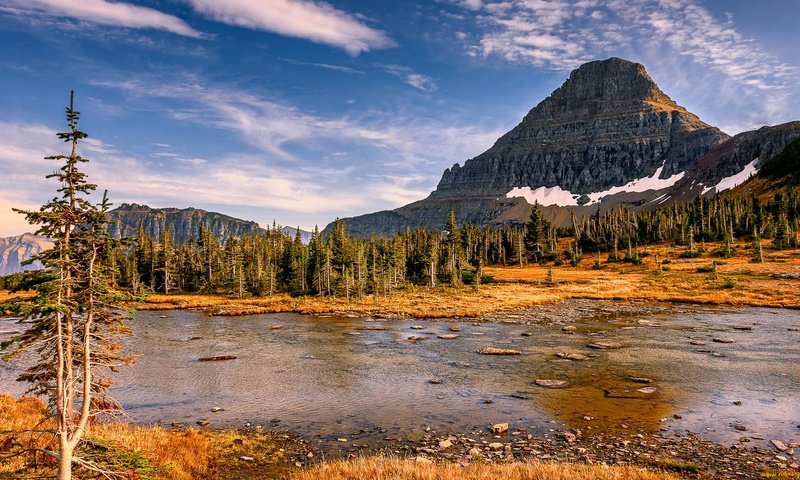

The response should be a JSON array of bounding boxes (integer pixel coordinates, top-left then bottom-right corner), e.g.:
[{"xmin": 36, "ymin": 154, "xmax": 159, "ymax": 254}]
[{"xmin": 2, "ymin": 305, "xmax": 798, "ymax": 450}]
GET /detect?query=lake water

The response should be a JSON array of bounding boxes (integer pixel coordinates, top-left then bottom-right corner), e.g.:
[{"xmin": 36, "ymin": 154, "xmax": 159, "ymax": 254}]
[{"xmin": 1, "ymin": 305, "xmax": 798, "ymax": 450}]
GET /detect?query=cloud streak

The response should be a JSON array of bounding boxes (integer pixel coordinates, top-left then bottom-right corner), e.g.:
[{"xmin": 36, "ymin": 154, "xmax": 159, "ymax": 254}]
[
  {"xmin": 461, "ymin": 0, "xmax": 796, "ymax": 90},
  {"xmin": 380, "ymin": 64, "xmax": 438, "ymax": 92},
  {"xmin": 186, "ymin": 0, "xmax": 394, "ymax": 55},
  {"xmin": 0, "ymin": 0, "xmax": 203, "ymax": 38}
]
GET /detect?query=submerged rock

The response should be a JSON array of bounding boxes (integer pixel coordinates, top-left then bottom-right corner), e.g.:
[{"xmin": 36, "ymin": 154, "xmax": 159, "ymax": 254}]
[
  {"xmin": 449, "ymin": 325, "xmax": 462, "ymax": 332},
  {"xmin": 438, "ymin": 334, "xmax": 460, "ymax": 340}
]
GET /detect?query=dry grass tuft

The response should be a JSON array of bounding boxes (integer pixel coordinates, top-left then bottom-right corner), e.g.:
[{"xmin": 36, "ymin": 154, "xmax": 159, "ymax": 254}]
[
  {"xmin": 290, "ymin": 456, "xmax": 678, "ymax": 480},
  {"xmin": 0, "ymin": 394, "xmax": 211, "ymax": 480}
]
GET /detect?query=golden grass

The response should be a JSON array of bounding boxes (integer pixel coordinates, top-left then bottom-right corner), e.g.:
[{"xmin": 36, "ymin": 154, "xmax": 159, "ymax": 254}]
[
  {"xmin": 130, "ymin": 242, "xmax": 800, "ymax": 318},
  {"xmin": 0, "ymin": 289, "xmax": 33, "ymax": 303},
  {"xmin": 0, "ymin": 394, "xmax": 211, "ymax": 480},
  {"xmin": 290, "ymin": 457, "xmax": 678, "ymax": 480}
]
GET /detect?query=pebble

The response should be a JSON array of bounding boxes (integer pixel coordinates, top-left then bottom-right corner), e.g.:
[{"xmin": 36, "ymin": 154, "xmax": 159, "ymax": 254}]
[
  {"xmin": 562, "ymin": 325, "xmax": 577, "ymax": 333},
  {"xmin": 449, "ymin": 325, "xmax": 462, "ymax": 332},
  {"xmin": 489, "ymin": 442, "xmax": 504, "ymax": 450},
  {"xmin": 438, "ymin": 334, "xmax": 460, "ymax": 340},
  {"xmin": 239, "ymin": 456, "xmax": 254, "ymax": 462},
  {"xmin": 713, "ymin": 338, "xmax": 736, "ymax": 344},
  {"xmin": 211, "ymin": 407, "xmax": 223, "ymax": 412},
  {"xmin": 439, "ymin": 439, "xmax": 453, "ymax": 450}
]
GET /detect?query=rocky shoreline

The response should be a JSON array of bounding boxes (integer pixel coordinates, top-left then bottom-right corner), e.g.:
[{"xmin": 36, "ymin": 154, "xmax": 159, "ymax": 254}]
[{"xmin": 210, "ymin": 422, "xmax": 799, "ymax": 480}]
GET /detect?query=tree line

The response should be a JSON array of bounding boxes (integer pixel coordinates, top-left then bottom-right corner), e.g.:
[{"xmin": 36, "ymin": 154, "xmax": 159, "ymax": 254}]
[{"xmin": 79, "ymin": 189, "xmax": 799, "ymax": 299}]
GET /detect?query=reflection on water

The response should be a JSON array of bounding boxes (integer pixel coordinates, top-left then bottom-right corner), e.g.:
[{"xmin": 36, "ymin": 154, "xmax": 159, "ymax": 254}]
[{"xmin": 1, "ymin": 306, "xmax": 798, "ymax": 447}]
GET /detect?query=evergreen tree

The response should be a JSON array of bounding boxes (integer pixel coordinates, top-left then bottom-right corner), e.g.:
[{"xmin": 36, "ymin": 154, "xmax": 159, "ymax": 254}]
[{"xmin": 4, "ymin": 93, "xmax": 132, "ymax": 479}]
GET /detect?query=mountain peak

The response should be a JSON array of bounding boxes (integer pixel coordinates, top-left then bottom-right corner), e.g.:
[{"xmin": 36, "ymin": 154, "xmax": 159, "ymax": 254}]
[{"xmin": 522, "ymin": 57, "xmax": 690, "ymax": 126}]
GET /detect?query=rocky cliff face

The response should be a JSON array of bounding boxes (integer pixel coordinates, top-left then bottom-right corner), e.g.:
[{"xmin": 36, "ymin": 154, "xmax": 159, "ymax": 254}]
[
  {"xmin": 433, "ymin": 57, "xmax": 729, "ymax": 199},
  {"xmin": 107, "ymin": 204, "xmax": 266, "ymax": 244},
  {"xmin": 0, "ymin": 233, "xmax": 54, "ymax": 276}
]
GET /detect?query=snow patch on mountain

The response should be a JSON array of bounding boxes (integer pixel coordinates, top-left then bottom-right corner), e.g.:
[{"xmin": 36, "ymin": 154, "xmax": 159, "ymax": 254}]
[
  {"xmin": 701, "ymin": 158, "xmax": 759, "ymax": 195},
  {"xmin": 506, "ymin": 185, "xmax": 579, "ymax": 206},
  {"xmin": 585, "ymin": 165, "xmax": 685, "ymax": 205}
]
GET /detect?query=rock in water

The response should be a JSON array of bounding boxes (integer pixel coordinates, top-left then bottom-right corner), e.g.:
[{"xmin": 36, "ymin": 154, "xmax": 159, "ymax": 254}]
[
  {"xmin": 491, "ymin": 423, "xmax": 509, "ymax": 435},
  {"xmin": 772, "ymin": 440, "xmax": 789, "ymax": 452},
  {"xmin": 557, "ymin": 352, "xmax": 590, "ymax": 361},
  {"xmin": 628, "ymin": 377, "xmax": 654, "ymax": 384},
  {"xmin": 713, "ymin": 338, "xmax": 736, "ymax": 343},
  {"xmin": 438, "ymin": 334, "xmax": 460, "ymax": 340},
  {"xmin": 198, "ymin": 355, "xmax": 237, "ymax": 362},
  {"xmin": 588, "ymin": 341, "xmax": 623, "ymax": 350},
  {"xmin": 478, "ymin": 347, "xmax": 522, "ymax": 355},
  {"xmin": 535, "ymin": 379, "xmax": 568, "ymax": 388}
]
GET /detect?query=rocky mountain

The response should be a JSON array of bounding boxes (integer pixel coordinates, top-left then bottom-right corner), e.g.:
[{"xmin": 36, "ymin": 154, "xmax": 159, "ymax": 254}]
[
  {"xmin": 0, "ymin": 206, "xmax": 313, "ymax": 277},
  {"xmin": 107, "ymin": 204, "xmax": 313, "ymax": 244},
  {"xmin": 332, "ymin": 57, "xmax": 799, "ymax": 236},
  {"xmin": 0, "ymin": 233, "xmax": 54, "ymax": 276},
  {"xmin": 107, "ymin": 204, "xmax": 265, "ymax": 244}
]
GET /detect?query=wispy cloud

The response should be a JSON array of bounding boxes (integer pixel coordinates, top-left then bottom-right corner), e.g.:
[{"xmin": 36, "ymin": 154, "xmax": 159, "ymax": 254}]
[
  {"xmin": 280, "ymin": 58, "xmax": 366, "ymax": 74},
  {"xmin": 460, "ymin": 0, "xmax": 797, "ymax": 91},
  {"xmin": 185, "ymin": 0, "xmax": 394, "ymax": 55},
  {"xmin": 380, "ymin": 64, "xmax": 438, "ymax": 92},
  {"xmin": 608, "ymin": 0, "xmax": 796, "ymax": 89},
  {"xmin": 0, "ymin": 0, "xmax": 203, "ymax": 38},
  {"xmin": 8, "ymin": 78, "xmax": 503, "ymax": 231}
]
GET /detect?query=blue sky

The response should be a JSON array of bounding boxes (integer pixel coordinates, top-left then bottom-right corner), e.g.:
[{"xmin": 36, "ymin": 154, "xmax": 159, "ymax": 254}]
[{"xmin": 1, "ymin": 0, "xmax": 798, "ymax": 236}]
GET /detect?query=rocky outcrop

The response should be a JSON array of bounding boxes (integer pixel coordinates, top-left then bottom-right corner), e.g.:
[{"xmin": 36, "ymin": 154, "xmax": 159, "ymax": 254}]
[{"xmin": 0, "ymin": 233, "xmax": 54, "ymax": 275}]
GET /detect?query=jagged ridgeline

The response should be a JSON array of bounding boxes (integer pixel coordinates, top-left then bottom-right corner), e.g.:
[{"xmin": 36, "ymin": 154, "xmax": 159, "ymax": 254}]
[
  {"xmin": 106, "ymin": 203, "xmax": 312, "ymax": 245},
  {"xmin": 332, "ymin": 57, "xmax": 800, "ymax": 238}
]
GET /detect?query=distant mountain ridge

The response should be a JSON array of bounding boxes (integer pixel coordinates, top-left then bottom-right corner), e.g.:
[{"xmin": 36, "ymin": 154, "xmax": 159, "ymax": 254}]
[
  {"xmin": 0, "ymin": 233, "xmax": 54, "ymax": 276},
  {"xmin": 107, "ymin": 204, "xmax": 312, "ymax": 245},
  {"xmin": 1, "ymin": 205, "xmax": 312, "ymax": 276},
  {"xmin": 330, "ymin": 57, "xmax": 800, "ymax": 236}
]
